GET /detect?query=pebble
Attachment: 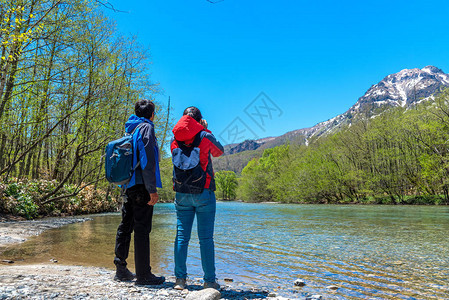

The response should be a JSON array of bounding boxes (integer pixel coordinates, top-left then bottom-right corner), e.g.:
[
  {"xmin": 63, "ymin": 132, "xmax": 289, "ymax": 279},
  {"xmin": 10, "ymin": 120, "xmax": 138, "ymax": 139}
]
[
  {"xmin": 223, "ymin": 277, "xmax": 234, "ymax": 282},
  {"xmin": 185, "ymin": 288, "xmax": 221, "ymax": 300},
  {"xmin": 268, "ymin": 292, "xmax": 277, "ymax": 297},
  {"xmin": 157, "ymin": 289, "xmax": 169, "ymax": 296},
  {"xmin": 294, "ymin": 279, "xmax": 306, "ymax": 286},
  {"xmin": 326, "ymin": 285, "xmax": 339, "ymax": 290},
  {"xmin": 392, "ymin": 261, "xmax": 404, "ymax": 265},
  {"xmin": 1, "ymin": 260, "xmax": 14, "ymax": 264},
  {"xmin": 306, "ymin": 295, "xmax": 323, "ymax": 300}
]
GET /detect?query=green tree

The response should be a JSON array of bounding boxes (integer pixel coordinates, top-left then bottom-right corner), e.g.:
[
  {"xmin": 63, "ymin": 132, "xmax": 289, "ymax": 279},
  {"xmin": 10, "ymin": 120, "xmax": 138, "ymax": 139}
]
[
  {"xmin": 0, "ymin": 0, "xmax": 173, "ymax": 214},
  {"xmin": 215, "ymin": 170, "xmax": 238, "ymax": 200}
]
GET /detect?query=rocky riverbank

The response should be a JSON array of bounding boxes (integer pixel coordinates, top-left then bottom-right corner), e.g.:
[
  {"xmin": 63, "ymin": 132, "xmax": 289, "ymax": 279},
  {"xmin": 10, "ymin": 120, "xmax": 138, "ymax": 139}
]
[
  {"xmin": 0, "ymin": 264, "xmax": 276, "ymax": 299},
  {"xmin": 0, "ymin": 216, "xmax": 322, "ymax": 300}
]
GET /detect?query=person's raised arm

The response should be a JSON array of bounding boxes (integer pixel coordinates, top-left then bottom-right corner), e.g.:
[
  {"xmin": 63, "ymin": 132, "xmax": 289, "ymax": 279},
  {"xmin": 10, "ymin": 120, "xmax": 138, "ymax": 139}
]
[{"xmin": 204, "ymin": 132, "xmax": 224, "ymax": 157}]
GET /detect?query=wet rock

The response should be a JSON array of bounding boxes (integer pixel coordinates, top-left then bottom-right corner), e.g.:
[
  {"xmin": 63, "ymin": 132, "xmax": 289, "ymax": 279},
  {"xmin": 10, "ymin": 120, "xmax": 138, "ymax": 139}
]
[
  {"xmin": 326, "ymin": 285, "xmax": 339, "ymax": 290},
  {"xmin": 268, "ymin": 292, "xmax": 277, "ymax": 297},
  {"xmin": 294, "ymin": 279, "xmax": 306, "ymax": 286},
  {"xmin": 185, "ymin": 288, "xmax": 221, "ymax": 300},
  {"xmin": 223, "ymin": 277, "xmax": 234, "ymax": 282},
  {"xmin": 306, "ymin": 295, "xmax": 323, "ymax": 300},
  {"xmin": 1, "ymin": 260, "xmax": 14, "ymax": 264}
]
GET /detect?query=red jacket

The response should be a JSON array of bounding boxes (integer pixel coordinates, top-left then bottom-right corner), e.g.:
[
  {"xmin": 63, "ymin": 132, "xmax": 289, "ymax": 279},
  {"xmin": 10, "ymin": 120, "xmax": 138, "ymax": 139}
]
[{"xmin": 171, "ymin": 115, "xmax": 224, "ymax": 191}]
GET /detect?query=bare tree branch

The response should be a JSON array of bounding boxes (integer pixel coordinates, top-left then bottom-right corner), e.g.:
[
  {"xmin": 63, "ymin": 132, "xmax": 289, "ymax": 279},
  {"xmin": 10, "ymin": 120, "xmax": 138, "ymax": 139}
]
[{"xmin": 95, "ymin": 1, "xmax": 129, "ymax": 13}]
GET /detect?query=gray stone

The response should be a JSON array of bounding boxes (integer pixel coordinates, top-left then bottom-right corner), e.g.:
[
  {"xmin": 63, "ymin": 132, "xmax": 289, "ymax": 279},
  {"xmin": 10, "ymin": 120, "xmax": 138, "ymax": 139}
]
[
  {"xmin": 1, "ymin": 260, "xmax": 14, "ymax": 264},
  {"xmin": 294, "ymin": 279, "xmax": 306, "ymax": 286},
  {"xmin": 306, "ymin": 295, "xmax": 323, "ymax": 300},
  {"xmin": 157, "ymin": 289, "xmax": 169, "ymax": 296},
  {"xmin": 268, "ymin": 292, "xmax": 277, "ymax": 297},
  {"xmin": 185, "ymin": 288, "xmax": 221, "ymax": 300},
  {"xmin": 326, "ymin": 285, "xmax": 339, "ymax": 290}
]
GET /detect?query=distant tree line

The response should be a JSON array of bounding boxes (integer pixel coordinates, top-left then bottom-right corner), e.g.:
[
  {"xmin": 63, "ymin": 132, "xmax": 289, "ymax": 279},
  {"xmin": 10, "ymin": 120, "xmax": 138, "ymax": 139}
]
[
  {"xmin": 0, "ymin": 0, "xmax": 171, "ymax": 215},
  {"xmin": 215, "ymin": 170, "xmax": 237, "ymax": 200},
  {"xmin": 238, "ymin": 90, "xmax": 449, "ymax": 205}
]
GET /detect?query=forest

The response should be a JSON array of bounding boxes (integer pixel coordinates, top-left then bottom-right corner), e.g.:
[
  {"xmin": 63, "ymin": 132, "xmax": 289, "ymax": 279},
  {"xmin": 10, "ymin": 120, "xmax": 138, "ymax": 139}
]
[
  {"xmin": 0, "ymin": 0, "xmax": 172, "ymax": 218},
  {"xmin": 238, "ymin": 91, "xmax": 449, "ymax": 205}
]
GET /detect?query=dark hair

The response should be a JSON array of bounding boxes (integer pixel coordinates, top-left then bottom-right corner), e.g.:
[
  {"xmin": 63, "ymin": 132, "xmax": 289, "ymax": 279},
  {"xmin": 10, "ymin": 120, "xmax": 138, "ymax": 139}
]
[
  {"xmin": 135, "ymin": 99, "xmax": 155, "ymax": 120},
  {"xmin": 183, "ymin": 106, "xmax": 202, "ymax": 122}
]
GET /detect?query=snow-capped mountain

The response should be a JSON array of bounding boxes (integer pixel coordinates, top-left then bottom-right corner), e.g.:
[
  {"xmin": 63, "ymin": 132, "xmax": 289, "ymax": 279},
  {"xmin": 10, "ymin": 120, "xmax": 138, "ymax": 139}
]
[
  {"xmin": 225, "ymin": 66, "xmax": 449, "ymax": 155},
  {"xmin": 294, "ymin": 65, "xmax": 449, "ymax": 141},
  {"xmin": 357, "ymin": 66, "xmax": 449, "ymax": 109}
]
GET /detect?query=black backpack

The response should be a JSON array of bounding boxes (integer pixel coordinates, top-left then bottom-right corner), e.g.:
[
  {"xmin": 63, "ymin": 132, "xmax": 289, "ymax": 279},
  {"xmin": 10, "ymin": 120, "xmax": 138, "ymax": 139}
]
[{"xmin": 172, "ymin": 132, "xmax": 206, "ymax": 194}]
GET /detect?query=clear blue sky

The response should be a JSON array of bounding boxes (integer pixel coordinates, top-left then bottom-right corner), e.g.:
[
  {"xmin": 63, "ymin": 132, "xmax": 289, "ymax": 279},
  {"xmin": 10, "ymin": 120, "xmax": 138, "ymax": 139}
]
[{"xmin": 105, "ymin": 0, "xmax": 449, "ymax": 144}]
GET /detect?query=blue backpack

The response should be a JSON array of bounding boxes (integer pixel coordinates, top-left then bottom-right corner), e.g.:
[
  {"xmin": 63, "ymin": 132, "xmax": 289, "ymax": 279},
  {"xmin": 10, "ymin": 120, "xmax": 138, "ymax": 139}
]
[
  {"xmin": 172, "ymin": 132, "xmax": 206, "ymax": 194},
  {"xmin": 105, "ymin": 125, "xmax": 143, "ymax": 185}
]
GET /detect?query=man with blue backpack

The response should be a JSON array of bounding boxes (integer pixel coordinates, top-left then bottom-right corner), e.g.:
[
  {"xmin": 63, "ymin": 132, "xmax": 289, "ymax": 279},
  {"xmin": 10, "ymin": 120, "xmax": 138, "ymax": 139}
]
[{"xmin": 109, "ymin": 99, "xmax": 165, "ymax": 285}]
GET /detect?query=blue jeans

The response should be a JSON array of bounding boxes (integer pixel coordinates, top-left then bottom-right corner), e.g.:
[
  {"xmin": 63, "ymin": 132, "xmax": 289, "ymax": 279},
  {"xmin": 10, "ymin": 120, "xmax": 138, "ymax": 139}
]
[{"xmin": 174, "ymin": 189, "xmax": 216, "ymax": 282}]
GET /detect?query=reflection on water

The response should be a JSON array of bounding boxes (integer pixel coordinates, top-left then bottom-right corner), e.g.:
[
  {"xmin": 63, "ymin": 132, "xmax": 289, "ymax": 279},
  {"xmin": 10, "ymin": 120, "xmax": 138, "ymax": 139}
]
[{"xmin": 1, "ymin": 203, "xmax": 449, "ymax": 299}]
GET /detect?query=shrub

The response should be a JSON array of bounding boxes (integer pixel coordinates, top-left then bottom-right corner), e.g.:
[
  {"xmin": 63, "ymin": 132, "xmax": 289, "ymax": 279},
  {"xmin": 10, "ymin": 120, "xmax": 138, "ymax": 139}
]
[{"xmin": 0, "ymin": 179, "xmax": 120, "ymax": 219}]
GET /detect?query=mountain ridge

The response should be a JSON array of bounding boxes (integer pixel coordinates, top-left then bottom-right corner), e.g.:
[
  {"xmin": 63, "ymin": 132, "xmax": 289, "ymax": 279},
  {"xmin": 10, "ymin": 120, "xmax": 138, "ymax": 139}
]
[{"xmin": 215, "ymin": 66, "xmax": 449, "ymax": 172}]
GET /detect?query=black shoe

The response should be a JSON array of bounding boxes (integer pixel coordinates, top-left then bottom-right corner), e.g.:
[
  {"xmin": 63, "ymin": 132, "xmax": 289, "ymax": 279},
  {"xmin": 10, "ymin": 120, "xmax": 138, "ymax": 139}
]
[
  {"xmin": 135, "ymin": 273, "xmax": 165, "ymax": 286},
  {"xmin": 114, "ymin": 267, "xmax": 136, "ymax": 282}
]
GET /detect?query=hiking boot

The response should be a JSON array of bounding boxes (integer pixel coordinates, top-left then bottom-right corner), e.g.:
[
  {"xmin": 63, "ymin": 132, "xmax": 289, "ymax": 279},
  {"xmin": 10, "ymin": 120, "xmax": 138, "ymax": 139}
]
[
  {"xmin": 174, "ymin": 278, "xmax": 186, "ymax": 290},
  {"xmin": 203, "ymin": 281, "xmax": 220, "ymax": 290},
  {"xmin": 114, "ymin": 266, "xmax": 135, "ymax": 282},
  {"xmin": 135, "ymin": 273, "xmax": 166, "ymax": 286}
]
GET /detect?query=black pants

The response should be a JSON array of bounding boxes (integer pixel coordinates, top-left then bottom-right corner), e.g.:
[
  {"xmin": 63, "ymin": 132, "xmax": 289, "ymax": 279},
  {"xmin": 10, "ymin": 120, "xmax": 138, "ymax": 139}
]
[{"xmin": 114, "ymin": 184, "xmax": 154, "ymax": 279}]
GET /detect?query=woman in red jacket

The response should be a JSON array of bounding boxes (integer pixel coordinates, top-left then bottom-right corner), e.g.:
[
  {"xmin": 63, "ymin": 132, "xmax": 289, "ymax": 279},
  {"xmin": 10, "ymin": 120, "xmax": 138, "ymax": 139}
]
[{"xmin": 170, "ymin": 107, "xmax": 224, "ymax": 290}]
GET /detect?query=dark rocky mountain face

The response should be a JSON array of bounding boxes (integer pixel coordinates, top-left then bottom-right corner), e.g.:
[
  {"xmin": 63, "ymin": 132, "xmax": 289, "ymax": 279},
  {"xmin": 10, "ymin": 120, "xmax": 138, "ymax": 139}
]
[{"xmin": 228, "ymin": 140, "xmax": 261, "ymax": 154}]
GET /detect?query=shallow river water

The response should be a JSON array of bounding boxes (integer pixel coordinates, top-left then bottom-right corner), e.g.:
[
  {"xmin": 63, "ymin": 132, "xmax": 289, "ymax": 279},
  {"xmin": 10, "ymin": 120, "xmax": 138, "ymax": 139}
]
[{"xmin": 1, "ymin": 202, "xmax": 449, "ymax": 299}]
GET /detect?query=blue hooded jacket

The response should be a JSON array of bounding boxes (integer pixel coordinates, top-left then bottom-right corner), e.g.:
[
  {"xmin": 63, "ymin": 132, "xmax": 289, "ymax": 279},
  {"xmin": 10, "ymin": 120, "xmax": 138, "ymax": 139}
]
[{"xmin": 123, "ymin": 115, "xmax": 162, "ymax": 193}]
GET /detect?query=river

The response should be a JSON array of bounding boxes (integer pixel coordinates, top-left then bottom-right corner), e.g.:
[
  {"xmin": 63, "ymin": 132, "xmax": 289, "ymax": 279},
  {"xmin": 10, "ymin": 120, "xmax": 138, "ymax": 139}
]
[{"xmin": 1, "ymin": 202, "xmax": 448, "ymax": 299}]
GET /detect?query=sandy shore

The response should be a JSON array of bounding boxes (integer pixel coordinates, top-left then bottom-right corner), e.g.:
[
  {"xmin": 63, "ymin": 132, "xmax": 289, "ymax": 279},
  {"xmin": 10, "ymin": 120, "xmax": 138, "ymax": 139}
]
[
  {"xmin": 0, "ymin": 216, "xmax": 310, "ymax": 300},
  {"xmin": 0, "ymin": 216, "xmax": 92, "ymax": 246}
]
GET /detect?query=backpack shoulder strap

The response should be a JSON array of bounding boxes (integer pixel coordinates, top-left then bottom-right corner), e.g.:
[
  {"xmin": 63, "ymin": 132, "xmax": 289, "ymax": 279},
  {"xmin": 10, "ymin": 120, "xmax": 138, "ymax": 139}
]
[
  {"xmin": 192, "ymin": 131, "xmax": 204, "ymax": 147},
  {"xmin": 129, "ymin": 123, "xmax": 146, "ymax": 170},
  {"xmin": 129, "ymin": 123, "xmax": 145, "ymax": 136}
]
